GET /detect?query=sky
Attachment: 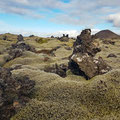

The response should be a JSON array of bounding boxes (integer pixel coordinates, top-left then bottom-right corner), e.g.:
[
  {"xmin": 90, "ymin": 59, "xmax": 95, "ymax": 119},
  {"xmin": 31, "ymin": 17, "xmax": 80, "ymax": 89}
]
[{"xmin": 0, "ymin": 0, "xmax": 120, "ymax": 37}]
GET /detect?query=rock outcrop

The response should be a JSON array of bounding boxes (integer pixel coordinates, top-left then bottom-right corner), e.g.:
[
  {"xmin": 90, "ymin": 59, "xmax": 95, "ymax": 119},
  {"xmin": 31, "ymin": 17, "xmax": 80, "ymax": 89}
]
[
  {"xmin": 17, "ymin": 34, "xmax": 24, "ymax": 41},
  {"xmin": 0, "ymin": 67, "xmax": 35, "ymax": 120},
  {"xmin": 69, "ymin": 29, "xmax": 111, "ymax": 79},
  {"xmin": 29, "ymin": 35, "xmax": 35, "ymax": 37},
  {"xmin": 2, "ymin": 35, "xmax": 7, "ymax": 40},
  {"xmin": 44, "ymin": 64, "xmax": 68, "ymax": 78},
  {"xmin": 59, "ymin": 34, "xmax": 69, "ymax": 42},
  {"xmin": 7, "ymin": 38, "xmax": 35, "ymax": 62},
  {"xmin": 73, "ymin": 29, "xmax": 101, "ymax": 57}
]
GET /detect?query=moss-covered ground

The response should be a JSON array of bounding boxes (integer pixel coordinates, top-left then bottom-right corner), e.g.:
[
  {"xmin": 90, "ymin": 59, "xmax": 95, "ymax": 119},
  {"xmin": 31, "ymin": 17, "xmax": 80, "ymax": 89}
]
[{"xmin": 0, "ymin": 34, "xmax": 120, "ymax": 120}]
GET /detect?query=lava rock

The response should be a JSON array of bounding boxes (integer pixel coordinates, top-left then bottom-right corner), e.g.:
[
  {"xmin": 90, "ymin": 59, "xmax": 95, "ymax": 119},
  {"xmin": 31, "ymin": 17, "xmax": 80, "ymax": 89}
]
[
  {"xmin": 51, "ymin": 36, "xmax": 54, "ymax": 38},
  {"xmin": 103, "ymin": 40, "xmax": 115, "ymax": 45},
  {"xmin": 0, "ymin": 67, "xmax": 35, "ymax": 119},
  {"xmin": 44, "ymin": 64, "xmax": 68, "ymax": 78},
  {"xmin": 107, "ymin": 53, "xmax": 117, "ymax": 58},
  {"xmin": 8, "ymin": 49, "xmax": 23, "ymax": 60},
  {"xmin": 2, "ymin": 35, "xmax": 7, "ymax": 40},
  {"xmin": 73, "ymin": 29, "xmax": 101, "ymax": 57},
  {"xmin": 59, "ymin": 34, "xmax": 69, "ymax": 42},
  {"xmin": 69, "ymin": 29, "xmax": 111, "ymax": 79},
  {"xmin": 29, "ymin": 35, "xmax": 35, "ymax": 37},
  {"xmin": 11, "ymin": 41, "xmax": 35, "ymax": 52},
  {"xmin": 17, "ymin": 34, "xmax": 24, "ymax": 41},
  {"xmin": 6, "ymin": 41, "xmax": 36, "ymax": 62}
]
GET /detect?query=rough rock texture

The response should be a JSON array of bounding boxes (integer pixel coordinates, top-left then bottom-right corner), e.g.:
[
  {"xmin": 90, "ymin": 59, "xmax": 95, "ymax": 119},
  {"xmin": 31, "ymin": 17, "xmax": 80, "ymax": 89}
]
[
  {"xmin": 7, "ymin": 40, "xmax": 36, "ymax": 62},
  {"xmin": 102, "ymin": 40, "xmax": 115, "ymax": 45},
  {"xmin": 73, "ymin": 29, "xmax": 101, "ymax": 57},
  {"xmin": 59, "ymin": 34, "xmax": 69, "ymax": 42},
  {"xmin": 11, "ymin": 41, "xmax": 35, "ymax": 52},
  {"xmin": 107, "ymin": 53, "xmax": 117, "ymax": 58},
  {"xmin": 51, "ymin": 35, "xmax": 54, "ymax": 38},
  {"xmin": 0, "ymin": 67, "xmax": 35, "ymax": 120},
  {"xmin": 17, "ymin": 34, "xmax": 24, "ymax": 41},
  {"xmin": 29, "ymin": 35, "xmax": 34, "ymax": 37},
  {"xmin": 69, "ymin": 29, "xmax": 111, "ymax": 79},
  {"xmin": 2, "ymin": 35, "xmax": 7, "ymax": 40},
  {"xmin": 44, "ymin": 64, "xmax": 68, "ymax": 77}
]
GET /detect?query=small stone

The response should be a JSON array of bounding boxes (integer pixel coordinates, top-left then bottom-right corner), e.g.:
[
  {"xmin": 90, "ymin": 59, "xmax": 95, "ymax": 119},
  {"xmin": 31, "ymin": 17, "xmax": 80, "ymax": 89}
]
[{"xmin": 107, "ymin": 53, "xmax": 117, "ymax": 58}]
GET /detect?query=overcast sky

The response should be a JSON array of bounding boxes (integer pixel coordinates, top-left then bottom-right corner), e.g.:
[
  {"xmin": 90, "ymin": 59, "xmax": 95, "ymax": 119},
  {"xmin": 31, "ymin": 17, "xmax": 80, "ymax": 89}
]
[{"xmin": 0, "ymin": 0, "xmax": 120, "ymax": 37}]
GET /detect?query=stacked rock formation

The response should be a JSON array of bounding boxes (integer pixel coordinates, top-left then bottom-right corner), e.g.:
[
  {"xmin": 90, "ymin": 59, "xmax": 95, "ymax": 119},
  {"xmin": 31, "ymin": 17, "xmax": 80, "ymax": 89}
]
[
  {"xmin": 59, "ymin": 34, "xmax": 69, "ymax": 42},
  {"xmin": 69, "ymin": 29, "xmax": 111, "ymax": 79},
  {"xmin": 0, "ymin": 67, "xmax": 35, "ymax": 119}
]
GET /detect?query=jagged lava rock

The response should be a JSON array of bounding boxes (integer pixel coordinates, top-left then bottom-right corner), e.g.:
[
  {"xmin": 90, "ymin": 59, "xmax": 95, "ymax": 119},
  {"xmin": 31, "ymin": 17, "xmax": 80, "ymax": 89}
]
[
  {"xmin": 0, "ymin": 67, "xmax": 35, "ymax": 119},
  {"xmin": 44, "ymin": 64, "xmax": 68, "ymax": 78},
  {"xmin": 17, "ymin": 34, "xmax": 24, "ymax": 41},
  {"xmin": 7, "ymin": 40, "xmax": 36, "ymax": 62},
  {"xmin": 69, "ymin": 29, "xmax": 111, "ymax": 79},
  {"xmin": 73, "ymin": 29, "xmax": 101, "ymax": 57},
  {"xmin": 59, "ymin": 34, "xmax": 69, "ymax": 42}
]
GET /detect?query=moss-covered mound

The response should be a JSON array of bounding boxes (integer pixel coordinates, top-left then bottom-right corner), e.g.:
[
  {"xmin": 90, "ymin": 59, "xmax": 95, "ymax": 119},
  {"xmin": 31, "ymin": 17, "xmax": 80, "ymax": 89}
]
[{"xmin": 11, "ymin": 67, "xmax": 120, "ymax": 120}]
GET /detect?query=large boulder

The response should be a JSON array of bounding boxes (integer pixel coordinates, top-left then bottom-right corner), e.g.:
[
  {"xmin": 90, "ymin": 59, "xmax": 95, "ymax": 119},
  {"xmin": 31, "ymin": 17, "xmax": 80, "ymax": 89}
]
[
  {"xmin": 69, "ymin": 29, "xmax": 111, "ymax": 79},
  {"xmin": 11, "ymin": 41, "xmax": 35, "ymax": 52},
  {"xmin": 69, "ymin": 53, "xmax": 111, "ymax": 79}
]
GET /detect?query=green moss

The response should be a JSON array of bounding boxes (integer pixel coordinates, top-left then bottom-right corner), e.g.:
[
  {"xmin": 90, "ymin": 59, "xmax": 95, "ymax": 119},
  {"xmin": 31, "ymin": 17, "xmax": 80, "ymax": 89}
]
[
  {"xmin": 11, "ymin": 68, "xmax": 120, "ymax": 120},
  {"xmin": 36, "ymin": 38, "xmax": 50, "ymax": 44}
]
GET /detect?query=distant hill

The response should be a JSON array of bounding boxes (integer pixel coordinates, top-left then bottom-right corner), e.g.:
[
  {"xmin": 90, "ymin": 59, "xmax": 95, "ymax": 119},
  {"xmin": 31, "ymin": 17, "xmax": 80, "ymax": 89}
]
[{"xmin": 95, "ymin": 30, "xmax": 120, "ymax": 39}]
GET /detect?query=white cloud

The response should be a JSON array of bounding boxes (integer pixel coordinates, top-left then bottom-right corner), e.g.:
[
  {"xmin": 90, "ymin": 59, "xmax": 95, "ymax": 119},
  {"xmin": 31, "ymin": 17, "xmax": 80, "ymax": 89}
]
[
  {"xmin": 0, "ymin": 0, "xmax": 120, "ymax": 26},
  {"xmin": 107, "ymin": 13, "xmax": 120, "ymax": 27},
  {"xmin": 11, "ymin": 0, "xmax": 29, "ymax": 5},
  {"xmin": 0, "ymin": 0, "xmax": 120, "ymax": 32}
]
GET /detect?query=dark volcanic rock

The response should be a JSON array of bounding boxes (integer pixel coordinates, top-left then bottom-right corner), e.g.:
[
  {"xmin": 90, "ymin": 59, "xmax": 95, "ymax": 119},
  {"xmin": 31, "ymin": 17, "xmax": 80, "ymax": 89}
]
[
  {"xmin": 2, "ymin": 35, "xmax": 7, "ymax": 40},
  {"xmin": 107, "ymin": 53, "xmax": 117, "ymax": 58},
  {"xmin": 7, "ymin": 41, "xmax": 35, "ymax": 61},
  {"xmin": 102, "ymin": 40, "xmax": 115, "ymax": 45},
  {"xmin": 69, "ymin": 29, "xmax": 111, "ymax": 79},
  {"xmin": 0, "ymin": 67, "xmax": 35, "ymax": 120},
  {"xmin": 11, "ymin": 41, "xmax": 35, "ymax": 52},
  {"xmin": 51, "ymin": 36, "xmax": 54, "ymax": 38},
  {"xmin": 44, "ymin": 64, "xmax": 68, "ymax": 78},
  {"xmin": 8, "ymin": 49, "xmax": 23, "ymax": 60},
  {"xmin": 59, "ymin": 34, "xmax": 69, "ymax": 42},
  {"xmin": 73, "ymin": 29, "xmax": 101, "ymax": 57},
  {"xmin": 17, "ymin": 34, "xmax": 24, "ymax": 41},
  {"xmin": 29, "ymin": 35, "xmax": 35, "ymax": 37}
]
